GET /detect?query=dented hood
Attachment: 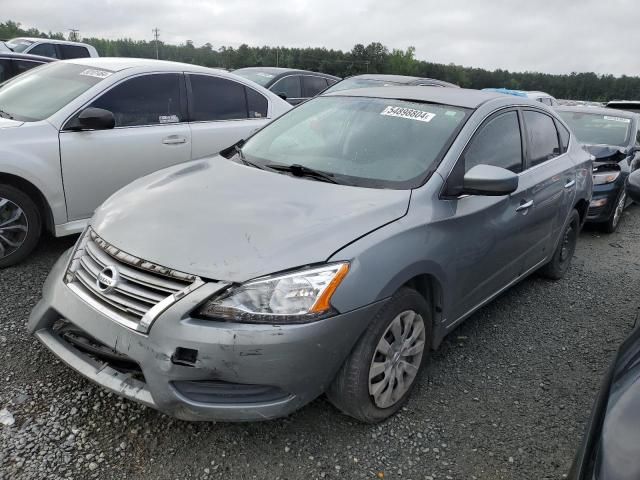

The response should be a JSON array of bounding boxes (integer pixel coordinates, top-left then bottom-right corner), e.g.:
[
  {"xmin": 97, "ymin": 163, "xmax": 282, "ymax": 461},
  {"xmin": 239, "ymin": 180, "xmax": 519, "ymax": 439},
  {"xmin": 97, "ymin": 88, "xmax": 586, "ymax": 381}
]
[
  {"xmin": 584, "ymin": 144, "xmax": 628, "ymax": 163},
  {"xmin": 92, "ymin": 156, "xmax": 411, "ymax": 282}
]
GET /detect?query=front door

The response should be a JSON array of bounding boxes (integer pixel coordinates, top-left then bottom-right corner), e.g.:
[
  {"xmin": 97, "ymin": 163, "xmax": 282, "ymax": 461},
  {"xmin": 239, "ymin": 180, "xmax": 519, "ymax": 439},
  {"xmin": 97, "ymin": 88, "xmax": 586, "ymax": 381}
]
[
  {"xmin": 60, "ymin": 73, "xmax": 191, "ymax": 221},
  {"xmin": 441, "ymin": 109, "xmax": 534, "ymax": 322}
]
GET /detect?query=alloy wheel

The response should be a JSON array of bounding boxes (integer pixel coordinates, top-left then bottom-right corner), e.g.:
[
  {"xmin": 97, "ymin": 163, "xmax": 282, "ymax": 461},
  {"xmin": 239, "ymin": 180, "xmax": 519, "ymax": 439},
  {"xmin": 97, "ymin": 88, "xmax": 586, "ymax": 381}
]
[
  {"xmin": 612, "ymin": 191, "xmax": 626, "ymax": 229},
  {"xmin": 368, "ymin": 310, "xmax": 426, "ymax": 408},
  {"xmin": 0, "ymin": 197, "xmax": 29, "ymax": 259}
]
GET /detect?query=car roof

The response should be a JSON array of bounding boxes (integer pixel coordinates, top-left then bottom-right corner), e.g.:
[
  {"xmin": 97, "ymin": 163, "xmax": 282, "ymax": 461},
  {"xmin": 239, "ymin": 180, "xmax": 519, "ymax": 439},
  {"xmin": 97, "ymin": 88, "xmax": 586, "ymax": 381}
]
[
  {"xmin": 0, "ymin": 51, "xmax": 55, "ymax": 62},
  {"xmin": 607, "ymin": 100, "xmax": 640, "ymax": 105},
  {"xmin": 8, "ymin": 37, "xmax": 93, "ymax": 48},
  {"xmin": 324, "ymin": 86, "xmax": 524, "ymax": 109},
  {"xmin": 233, "ymin": 66, "xmax": 340, "ymax": 80},
  {"xmin": 63, "ymin": 57, "xmax": 229, "ymax": 74},
  {"xmin": 555, "ymin": 105, "xmax": 639, "ymax": 119},
  {"xmin": 341, "ymin": 74, "xmax": 458, "ymax": 87}
]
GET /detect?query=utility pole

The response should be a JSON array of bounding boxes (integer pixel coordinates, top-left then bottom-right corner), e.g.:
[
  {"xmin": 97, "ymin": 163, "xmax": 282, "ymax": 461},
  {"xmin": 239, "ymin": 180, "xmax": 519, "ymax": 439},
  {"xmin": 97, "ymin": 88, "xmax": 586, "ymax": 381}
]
[
  {"xmin": 68, "ymin": 29, "xmax": 80, "ymax": 42},
  {"xmin": 276, "ymin": 48, "xmax": 279, "ymax": 67},
  {"xmin": 152, "ymin": 28, "xmax": 160, "ymax": 59}
]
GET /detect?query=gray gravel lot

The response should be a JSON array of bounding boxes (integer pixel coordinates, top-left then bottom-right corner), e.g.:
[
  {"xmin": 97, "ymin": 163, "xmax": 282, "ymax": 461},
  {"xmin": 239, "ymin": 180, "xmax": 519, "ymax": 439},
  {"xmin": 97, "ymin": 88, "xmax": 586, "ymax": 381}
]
[{"xmin": 2, "ymin": 207, "xmax": 640, "ymax": 480}]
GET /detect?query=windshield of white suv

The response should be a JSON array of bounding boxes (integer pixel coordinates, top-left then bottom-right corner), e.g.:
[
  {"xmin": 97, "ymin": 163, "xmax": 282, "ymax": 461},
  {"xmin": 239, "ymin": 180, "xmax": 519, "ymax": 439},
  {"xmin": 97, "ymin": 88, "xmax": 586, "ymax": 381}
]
[
  {"xmin": 558, "ymin": 111, "xmax": 632, "ymax": 147},
  {"xmin": 240, "ymin": 96, "xmax": 469, "ymax": 189},
  {"xmin": 0, "ymin": 62, "xmax": 112, "ymax": 121},
  {"xmin": 5, "ymin": 38, "xmax": 34, "ymax": 53}
]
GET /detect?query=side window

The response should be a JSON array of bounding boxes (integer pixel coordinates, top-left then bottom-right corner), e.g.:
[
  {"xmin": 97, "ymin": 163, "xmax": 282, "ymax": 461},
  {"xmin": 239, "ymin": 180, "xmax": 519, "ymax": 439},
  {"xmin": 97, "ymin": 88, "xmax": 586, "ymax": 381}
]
[
  {"xmin": 303, "ymin": 76, "xmax": 328, "ymax": 97},
  {"xmin": 89, "ymin": 73, "xmax": 182, "ymax": 127},
  {"xmin": 523, "ymin": 110, "xmax": 561, "ymax": 167},
  {"xmin": 189, "ymin": 74, "xmax": 248, "ymax": 121},
  {"xmin": 326, "ymin": 78, "xmax": 339, "ymax": 87},
  {"xmin": 540, "ymin": 98, "xmax": 553, "ymax": 106},
  {"xmin": 0, "ymin": 59, "xmax": 11, "ymax": 82},
  {"xmin": 246, "ymin": 87, "xmax": 268, "ymax": 118},
  {"xmin": 58, "ymin": 45, "xmax": 91, "ymax": 59},
  {"xmin": 556, "ymin": 121, "xmax": 570, "ymax": 153},
  {"xmin": 271, "ymin": 76, "xmax": 301, "ymax": 99},
  {"xmin": 636, "ymin": 124, "xmax": 640, "ymax": 147},
  {"xmin": 464, "ymin": 111, "xmax": 523, "ymax": 173},
  {"xmin": 28, "ymin": 43, "xmax": 59, "ymax": 58},
  {"xmin": 13, "ymin": 60, "xmax": 44, "ymax": 76}
]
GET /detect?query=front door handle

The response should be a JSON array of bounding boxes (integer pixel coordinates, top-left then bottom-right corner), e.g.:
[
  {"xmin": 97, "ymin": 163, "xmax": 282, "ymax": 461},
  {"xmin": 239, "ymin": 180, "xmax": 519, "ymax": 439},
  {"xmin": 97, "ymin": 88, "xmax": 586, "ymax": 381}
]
[
  {"xmin": 564, "ymin": 179, "xmax": 576, "ymax": 188},
  {"xmin": 516, "ymin": 199, "xmax": 534, "ymax": 212},
  {"xmin": 162, "ymin": 135, "xmax": 187, "ymax": 145}
]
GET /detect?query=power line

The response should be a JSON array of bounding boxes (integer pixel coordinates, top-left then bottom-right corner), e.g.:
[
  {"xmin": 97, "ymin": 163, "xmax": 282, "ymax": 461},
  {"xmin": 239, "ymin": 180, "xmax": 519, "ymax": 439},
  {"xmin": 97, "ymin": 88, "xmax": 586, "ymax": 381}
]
[{"xmin": 152, "ymin": 27, "xmax": 160, "ymax": 59}]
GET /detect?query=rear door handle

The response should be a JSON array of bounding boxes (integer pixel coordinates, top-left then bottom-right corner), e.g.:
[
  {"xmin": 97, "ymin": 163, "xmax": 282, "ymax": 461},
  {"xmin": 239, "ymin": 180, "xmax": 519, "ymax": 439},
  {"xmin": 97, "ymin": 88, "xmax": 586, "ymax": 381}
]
[
  {"xmin": 516, "ymin": 200, "xmax": 534, "ymax": 212},
  {"xmin": 564, "ymin": 179, "xmax": 576, "ymax": 188},
  {"xmin": 162, "ymin": 135, "xmax": 187, "ymax": 145}
]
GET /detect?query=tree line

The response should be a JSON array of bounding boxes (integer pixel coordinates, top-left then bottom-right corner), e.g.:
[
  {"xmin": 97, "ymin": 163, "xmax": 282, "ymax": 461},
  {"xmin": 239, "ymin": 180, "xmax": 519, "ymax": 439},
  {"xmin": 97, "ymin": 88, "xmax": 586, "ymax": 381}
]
[{"xmin": 2, "ymin": 20, "xmax": 639, "ymax": 101}]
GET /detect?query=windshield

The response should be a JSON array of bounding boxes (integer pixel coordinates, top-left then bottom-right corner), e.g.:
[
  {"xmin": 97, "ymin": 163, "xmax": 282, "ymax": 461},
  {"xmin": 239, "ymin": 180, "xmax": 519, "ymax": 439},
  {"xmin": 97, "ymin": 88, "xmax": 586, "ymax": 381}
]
[
  {"xmin": 5, "ymin": 38, "xmax": 34, "ymax": 53},
  {"xmin": 558, "ymin": 111, "xmax": 632, "ymax": 147},
  {"xmin": 0, "ymin": 62, "xmax": 112, "ymax": 121},
  {"xmin": 241, "ymin": 96, "xmax": 469, "ymax": 189},
  {"xmin": 323, "ymin": 77, "xmax": 403, "ymax": 94},
  {"xmin": 233, "ymin": 69, "xmax": 275, "ymax": 87}
]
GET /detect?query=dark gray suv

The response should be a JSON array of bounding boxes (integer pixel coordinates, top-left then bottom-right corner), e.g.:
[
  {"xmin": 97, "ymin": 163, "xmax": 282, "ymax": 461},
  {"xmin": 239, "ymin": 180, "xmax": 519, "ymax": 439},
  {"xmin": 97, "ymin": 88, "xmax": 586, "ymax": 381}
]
[{"xmin": 29, "ymin": 87, "xmax": 592, "ymax": 423}]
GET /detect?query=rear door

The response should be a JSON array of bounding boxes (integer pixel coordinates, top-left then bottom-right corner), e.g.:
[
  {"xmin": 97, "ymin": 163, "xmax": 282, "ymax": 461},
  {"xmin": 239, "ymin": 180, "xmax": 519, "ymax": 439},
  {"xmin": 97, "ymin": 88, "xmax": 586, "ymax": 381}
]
[
  {"xmin": 519, "ymin": 109, "xmax": 575, "ymax": 271},
  {"xmin": 27, "ymin": 42, "xmax": 59, "ymax": 59},
  {"xmin": 60, "ymin": 72, "xmax": 191, "ymax": 220},
  {"xmin": 186, "ymin": 73, "xmax": 270, "ymax": 159}
]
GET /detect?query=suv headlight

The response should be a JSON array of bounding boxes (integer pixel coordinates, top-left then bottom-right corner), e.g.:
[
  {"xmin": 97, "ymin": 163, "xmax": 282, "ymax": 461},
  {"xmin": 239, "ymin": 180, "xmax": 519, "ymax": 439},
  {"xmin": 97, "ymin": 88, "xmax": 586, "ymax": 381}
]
[
  {"xmin": 196, "ymin": 263, "xmax": 350, "ymax": 324},
  {"xmin": 593, "ymin": 170, "xmax": 620, "ymax": 185}
]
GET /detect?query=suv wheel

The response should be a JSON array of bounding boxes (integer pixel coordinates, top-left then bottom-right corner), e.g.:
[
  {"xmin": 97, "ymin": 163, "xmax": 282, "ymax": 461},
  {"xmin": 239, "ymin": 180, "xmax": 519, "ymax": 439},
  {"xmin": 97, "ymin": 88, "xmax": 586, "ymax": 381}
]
[
  {"xmin": 540, "ymin": 209, "xmax": 580, "ymax": 280},
  {"xmin": 327, "ymin": 287, "xmax": 432, "ymax": 423},
  {"xmin": 602, "ymin": 190, "xmax": 626, "ymax": 234},
  {"xmin": 0, "ymin": 184, "xmax": 42, "ymax": 268}
]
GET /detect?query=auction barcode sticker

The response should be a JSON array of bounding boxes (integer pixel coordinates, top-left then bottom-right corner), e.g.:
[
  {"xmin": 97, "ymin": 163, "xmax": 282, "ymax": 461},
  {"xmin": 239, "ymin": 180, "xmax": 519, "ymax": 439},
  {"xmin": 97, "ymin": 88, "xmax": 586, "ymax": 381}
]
[
  {"xmin": 603, "ymin": 115, "xmax": 630, "ymax": 123},
  {"xmin": 380, "ymin": 106, "xmax": 436, "ymax": 123},
  {"xmin": 80, "ymin": 69, "xmax": 113, "ymax": 79}
]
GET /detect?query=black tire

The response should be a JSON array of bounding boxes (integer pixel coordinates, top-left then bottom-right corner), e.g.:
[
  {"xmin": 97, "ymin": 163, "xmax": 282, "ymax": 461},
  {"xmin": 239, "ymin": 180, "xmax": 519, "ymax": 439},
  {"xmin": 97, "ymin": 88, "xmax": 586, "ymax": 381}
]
[
  {"xmin": 601, "ymin": 189, "xmax": 626, "ymax": 234},
  {"xmin": 327, "ymin": 287, "xmax": 432, "ymax": 423},
  {"xmin": 539, "ymin": 209, "xmax": 580, "ymax": 280},
  {"xmin": 0, "ymin": 184, "xmax": 42, "ymax": 268}
]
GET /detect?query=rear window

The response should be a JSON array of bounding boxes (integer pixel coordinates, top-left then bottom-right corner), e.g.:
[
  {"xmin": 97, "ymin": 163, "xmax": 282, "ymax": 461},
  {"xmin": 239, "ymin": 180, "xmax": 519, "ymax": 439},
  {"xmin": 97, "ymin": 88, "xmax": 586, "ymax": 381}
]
[{"xmin": 557, "ymin": 111, "xmax": 631, "ymax": 147}]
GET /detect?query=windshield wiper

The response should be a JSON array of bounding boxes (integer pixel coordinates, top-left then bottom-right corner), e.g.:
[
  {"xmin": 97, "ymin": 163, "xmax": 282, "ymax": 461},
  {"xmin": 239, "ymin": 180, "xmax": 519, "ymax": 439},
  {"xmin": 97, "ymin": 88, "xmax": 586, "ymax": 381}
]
[
  {"xmin": 234, "ymin": 145, "xmax": 268, "ymax": 171},
  {"xmin": 0, "ymin": 108, "xmax": 14, "ymax": 120},
  {"xmin": 265, "ymin": 163, "xmax": 339, "ymax": 184}
]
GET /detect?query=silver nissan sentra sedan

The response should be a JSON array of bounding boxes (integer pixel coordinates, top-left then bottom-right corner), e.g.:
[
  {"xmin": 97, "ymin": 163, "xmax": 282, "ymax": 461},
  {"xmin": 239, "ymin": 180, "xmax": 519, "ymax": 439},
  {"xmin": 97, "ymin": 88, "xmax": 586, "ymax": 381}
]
[{"xmin": 29, "ymin": 87, "xmax": 592, "ymax": 423}]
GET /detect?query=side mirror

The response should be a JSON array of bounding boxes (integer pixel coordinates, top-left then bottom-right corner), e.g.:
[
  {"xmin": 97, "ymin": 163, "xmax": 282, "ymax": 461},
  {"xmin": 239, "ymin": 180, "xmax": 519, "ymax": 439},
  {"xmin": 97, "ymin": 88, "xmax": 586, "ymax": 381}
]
[
  {"xmin": 276, "ymin": 92, "xmax": 287, "ymax": 100},
  {"xmin": 627, "ymin": 169, "xmax": 640, "ymax": 203},
  {"xmin": 462, "ymin": 165, "xmax": 519, "ymax": 196},
  {"xmin": 75, "ymin": 107, "xmax": 115, "ymax": 130}
]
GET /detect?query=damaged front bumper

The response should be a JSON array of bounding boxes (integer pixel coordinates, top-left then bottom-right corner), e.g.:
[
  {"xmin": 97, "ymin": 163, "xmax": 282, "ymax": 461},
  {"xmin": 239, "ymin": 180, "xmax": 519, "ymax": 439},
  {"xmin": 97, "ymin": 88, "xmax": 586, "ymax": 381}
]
[{"xmin": 28, "ymin": 251, "xmax": 384, "ymax": 421}]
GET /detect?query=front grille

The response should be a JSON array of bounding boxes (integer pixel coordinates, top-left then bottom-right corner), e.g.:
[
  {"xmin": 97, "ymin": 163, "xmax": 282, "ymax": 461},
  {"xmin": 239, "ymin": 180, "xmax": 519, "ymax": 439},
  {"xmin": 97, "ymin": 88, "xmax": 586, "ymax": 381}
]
[{"xmin": 66, "ymin": 229, "xmax": 203, "ymax": 332}]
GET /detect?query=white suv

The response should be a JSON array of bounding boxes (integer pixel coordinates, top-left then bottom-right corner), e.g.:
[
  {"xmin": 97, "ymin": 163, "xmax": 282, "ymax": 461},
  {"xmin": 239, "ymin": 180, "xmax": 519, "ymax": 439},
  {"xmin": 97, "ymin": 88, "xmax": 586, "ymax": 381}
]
[
  {"xmin": 5, "ymin": 37, "xmax": 99, "ymax": 59},
  {"xmin": 0, "ymin": 58, "xmax": 291, "ymax": 266}
]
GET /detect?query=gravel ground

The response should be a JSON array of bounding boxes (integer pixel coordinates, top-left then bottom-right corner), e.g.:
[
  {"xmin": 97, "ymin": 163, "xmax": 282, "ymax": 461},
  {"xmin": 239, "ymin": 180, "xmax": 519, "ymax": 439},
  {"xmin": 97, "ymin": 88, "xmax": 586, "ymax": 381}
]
[{"xmin": 1, "ymin": 207, "xmax": 639, "ymax": 480}]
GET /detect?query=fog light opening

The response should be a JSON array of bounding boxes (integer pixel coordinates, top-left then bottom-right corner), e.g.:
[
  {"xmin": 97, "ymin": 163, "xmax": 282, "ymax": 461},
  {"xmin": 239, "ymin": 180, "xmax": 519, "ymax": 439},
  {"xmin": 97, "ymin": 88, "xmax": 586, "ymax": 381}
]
[{"xmin": 171, "ymin": 347, "xmax": 199, "ymax": 367}]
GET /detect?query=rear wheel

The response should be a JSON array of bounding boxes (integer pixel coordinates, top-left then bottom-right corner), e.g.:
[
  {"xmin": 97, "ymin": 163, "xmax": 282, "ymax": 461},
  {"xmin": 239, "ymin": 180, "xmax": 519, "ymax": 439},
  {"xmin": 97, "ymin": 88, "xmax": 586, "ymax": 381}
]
[
  {"xmin": 602, "ymin": 190, "xmax": 626, "ymax": 234},
  {"xmin": 327, "ymin": 287, "xmax": 432, "ymax": 423},
  {"xmin": 0, "ymin": 184, "xmax": 42, "ymax": 268},
  {"xmin": 540, "ymin": 209, "xmax": 580, "ymax": 280}
]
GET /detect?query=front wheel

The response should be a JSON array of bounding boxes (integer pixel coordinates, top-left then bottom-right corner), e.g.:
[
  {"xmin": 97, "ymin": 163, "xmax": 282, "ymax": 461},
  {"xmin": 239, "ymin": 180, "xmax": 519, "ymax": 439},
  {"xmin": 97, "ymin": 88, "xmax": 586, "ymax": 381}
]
[
  {"xmin": 540, "ymin": 209, "xmax": 580, "ymax": 280},
  {"xmin": 602, "ymin": 190, "xmax": 626, "ymax": 234},
  {"xmin": 327, "ymin": 287, "xmax": 432, "ymax": 423},
  {"xmin": 0, "ymin": 184, "xmax": 42, "ymax": 268}
]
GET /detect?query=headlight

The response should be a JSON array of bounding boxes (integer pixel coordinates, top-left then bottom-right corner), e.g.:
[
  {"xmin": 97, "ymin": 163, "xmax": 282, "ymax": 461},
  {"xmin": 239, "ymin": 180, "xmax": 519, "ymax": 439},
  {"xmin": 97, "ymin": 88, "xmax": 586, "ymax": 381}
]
[
  {"xmin": 196, "ymin": 263, "xmax": 350, "ymax": 324},
  {"xmin": 593, "ymin": 170, "xmax": 620, "ymax": 185}
]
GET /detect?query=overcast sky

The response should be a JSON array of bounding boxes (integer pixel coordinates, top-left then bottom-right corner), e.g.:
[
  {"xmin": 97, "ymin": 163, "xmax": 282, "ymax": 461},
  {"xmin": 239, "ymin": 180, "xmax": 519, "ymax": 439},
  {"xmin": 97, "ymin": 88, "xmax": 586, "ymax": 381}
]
[{"xmin": 5, "ymin": 0, "xmax": 640, "ymax": 76}]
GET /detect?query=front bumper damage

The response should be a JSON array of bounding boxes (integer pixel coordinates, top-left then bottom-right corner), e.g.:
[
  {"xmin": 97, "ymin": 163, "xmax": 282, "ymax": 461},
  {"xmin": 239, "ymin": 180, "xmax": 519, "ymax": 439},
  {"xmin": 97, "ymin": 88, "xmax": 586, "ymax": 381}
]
[{"xmin": 28, "ymin": 251, "xmax": 384, "ymax": 421}]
